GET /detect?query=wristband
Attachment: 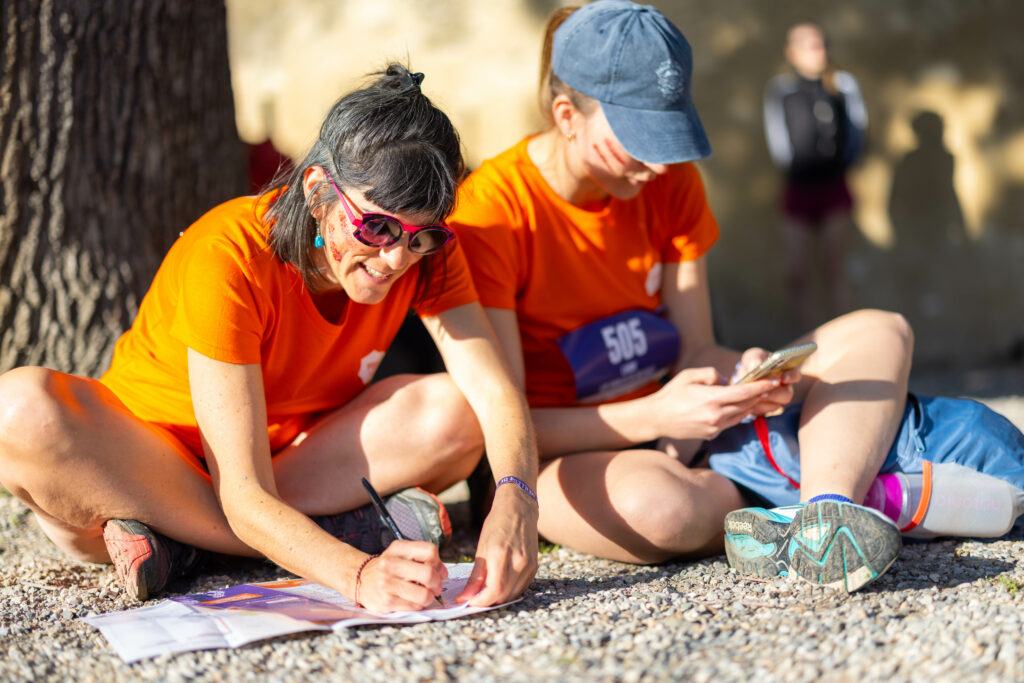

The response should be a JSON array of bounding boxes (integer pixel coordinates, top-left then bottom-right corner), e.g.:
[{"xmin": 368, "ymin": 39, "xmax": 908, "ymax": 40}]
[
  {"xmin": 353, "ymin": 553, "xmax": 379, "ymax": 607},
  {"xmin": 496, "ymin": 475, "xmax": 538, "ymax": 506}
]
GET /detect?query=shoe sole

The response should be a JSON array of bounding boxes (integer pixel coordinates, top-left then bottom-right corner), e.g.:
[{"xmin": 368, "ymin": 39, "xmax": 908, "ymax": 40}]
[
  {"xmin": 725, "ymin": 501, "xmax": 902, "ymax": 592},
  {"xmin": 103, "ymin": 519, "xmax": 158, "ymax": 601}
]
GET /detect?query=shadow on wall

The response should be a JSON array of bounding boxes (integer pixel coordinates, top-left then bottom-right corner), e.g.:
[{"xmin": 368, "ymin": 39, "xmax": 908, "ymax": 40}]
[
  {"xmin": 882, "ymin": 109, "xmax": 969, "ymax": 326},
  {"xmin": 852, "ymin": 106, "xmax": 1021, "ymax": 367},
  {"xmin": 890, "ymin": 111, "xmax": 967, "ymax": 250}
]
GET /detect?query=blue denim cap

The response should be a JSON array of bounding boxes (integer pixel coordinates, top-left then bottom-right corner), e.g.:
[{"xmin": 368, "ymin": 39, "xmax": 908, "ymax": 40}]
[{"xmin": 552, "ymin": 0, "xmax": 711, "ymax": 164}]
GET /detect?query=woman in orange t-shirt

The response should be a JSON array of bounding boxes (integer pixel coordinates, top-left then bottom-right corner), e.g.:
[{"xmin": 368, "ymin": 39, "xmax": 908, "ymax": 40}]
[
  {"xmin": 0, "ymin": 65, "xmax": 538, "ymax": 611},
  {"xmin": 450, "ymin": 2, "xmax": 911, "ymax": 592}
]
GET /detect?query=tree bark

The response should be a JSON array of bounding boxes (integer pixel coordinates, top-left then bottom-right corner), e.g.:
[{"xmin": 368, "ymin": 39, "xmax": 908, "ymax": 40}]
[{"xmin": 0, "ymin": 0, "xmax": 245, "ymax": 376}]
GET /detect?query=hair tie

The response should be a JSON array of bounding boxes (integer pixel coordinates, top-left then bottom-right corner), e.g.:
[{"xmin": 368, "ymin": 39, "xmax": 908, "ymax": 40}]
[{"xmin": 410, "ymin": 72, "xmax": 425, "ymax": 88}]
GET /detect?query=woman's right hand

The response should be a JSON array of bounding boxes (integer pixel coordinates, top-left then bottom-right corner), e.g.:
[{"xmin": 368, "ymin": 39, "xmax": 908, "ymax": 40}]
[
  {"xmin": 649, "ymin": 366, "xmax": 782, "ymax": 441},
  {"xmin": 354, "ymin": 541, "xmax": 448, "ymax": 613}
]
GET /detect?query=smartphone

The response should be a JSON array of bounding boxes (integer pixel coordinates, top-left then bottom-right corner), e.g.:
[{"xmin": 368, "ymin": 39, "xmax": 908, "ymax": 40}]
[{"xmin": 732, "ymin": 342, "xmax": 817, "ymax": 384}]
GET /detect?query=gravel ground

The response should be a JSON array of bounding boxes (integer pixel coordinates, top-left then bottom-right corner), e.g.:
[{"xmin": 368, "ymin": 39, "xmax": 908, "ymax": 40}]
[{"xmin": 2, "ymin": 366, "xmax": 1024, "ymax": 682}]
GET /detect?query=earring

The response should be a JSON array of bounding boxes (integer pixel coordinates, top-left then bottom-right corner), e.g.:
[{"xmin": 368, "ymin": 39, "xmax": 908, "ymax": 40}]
[
  {"xmin": 565, "ymin": 130, "xmax": 576, "ymax": 141},
  {"xmin": 314, "ymin": 234, "xmax": 325, "ymax": 248}
]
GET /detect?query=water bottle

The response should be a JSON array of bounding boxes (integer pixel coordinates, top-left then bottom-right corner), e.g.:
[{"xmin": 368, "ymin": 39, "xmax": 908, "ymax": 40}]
[{"xmin": 863, "ymin": 462, "xmax": 1024, "ymax": 539}]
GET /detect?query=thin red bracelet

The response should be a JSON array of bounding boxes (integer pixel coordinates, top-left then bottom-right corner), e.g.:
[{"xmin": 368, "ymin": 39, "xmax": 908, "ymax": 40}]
[{"xmin": 353, "ymin": 553, "xmax": 379, "ymax": 607}]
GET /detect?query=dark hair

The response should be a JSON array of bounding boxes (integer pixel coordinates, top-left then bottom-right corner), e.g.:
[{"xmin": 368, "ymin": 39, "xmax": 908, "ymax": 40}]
[
  {"xmin": 263, "ymin": 63, "xmax": 465, "ymax": 301},
  {"xmin": 537, "ymin": 6, "xmax": 598, "ymax": 124}
]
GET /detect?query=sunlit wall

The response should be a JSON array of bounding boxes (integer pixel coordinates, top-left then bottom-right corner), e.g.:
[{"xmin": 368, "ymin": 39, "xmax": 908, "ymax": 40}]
[{"xmin": 226, "ymin": 0, "xmax": 1024, "ymax": 367}]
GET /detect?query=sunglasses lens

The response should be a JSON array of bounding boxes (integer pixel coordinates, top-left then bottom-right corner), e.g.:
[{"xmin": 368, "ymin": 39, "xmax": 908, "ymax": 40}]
[
  {"xmin": 409, "ymin": 227, "xmax": 452, "ymax": 254},
  {"xmin": 359, "ymin": 217, "xmax": 402, "ymax": 246}
]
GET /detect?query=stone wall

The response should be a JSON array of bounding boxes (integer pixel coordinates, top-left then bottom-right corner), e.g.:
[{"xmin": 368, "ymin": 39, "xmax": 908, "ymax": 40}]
[{"xmin": 226, "ymin": 0, "xmax": 1024, "ymax": 367}]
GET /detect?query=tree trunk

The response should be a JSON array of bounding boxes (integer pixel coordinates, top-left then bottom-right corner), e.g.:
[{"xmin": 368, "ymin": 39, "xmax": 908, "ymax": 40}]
[{"xmin": 0, "ymin": 0, "xmax": 245, "ymax": 376}]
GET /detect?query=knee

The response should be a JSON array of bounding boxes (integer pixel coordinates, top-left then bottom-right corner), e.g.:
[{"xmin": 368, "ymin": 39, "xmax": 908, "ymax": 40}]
[
  {"xmin": 846, "ymin": 309, "xmax": 915, "ymax": 357},
  {"xmin": 612, "ymin": 478, "xmax": 712, "ymax": 560},
  {"xmin": 407, "ymin": 374, "xmax": 484, "ymax": 464},
  {"xmin": 0, "ymin": 367, "xmax": 77, "ymax": 469},
  {"xmin": 889, "ymin": 312, "xmax": 915, "ymax": 354},
  {"xmin": 869, "ymin": 309, "xmax": 913, "ymax": 351}
]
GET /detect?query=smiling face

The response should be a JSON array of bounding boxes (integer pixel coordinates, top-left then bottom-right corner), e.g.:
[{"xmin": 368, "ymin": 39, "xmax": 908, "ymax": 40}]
[{"xmin": 304, "ymin": 168, "xmax": 426, "ymax": 305}]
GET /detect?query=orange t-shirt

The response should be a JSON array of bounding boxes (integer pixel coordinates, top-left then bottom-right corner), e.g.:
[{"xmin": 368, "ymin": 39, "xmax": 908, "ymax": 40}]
[
  {"xmin": 449, "ymin": 137, "xmax": 719, "ymax": 407},
  {"xmin": 100, "ymin": 194, "xmax": 477, "ymax": 455}
]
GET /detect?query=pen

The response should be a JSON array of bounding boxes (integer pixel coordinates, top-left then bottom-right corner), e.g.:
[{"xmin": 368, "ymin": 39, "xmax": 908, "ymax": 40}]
[
  {"xmin": 361, "ymin": 477, "xmax": 406, "ymax": 542},
  {"xmin": 360, "ymin": 477, "xmax": 445, "ymax": 607}
]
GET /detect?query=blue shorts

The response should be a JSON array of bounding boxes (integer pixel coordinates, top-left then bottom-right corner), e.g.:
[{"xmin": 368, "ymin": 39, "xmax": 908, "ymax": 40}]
[{"xmin": 707, "ymin": 394, "xmax": 1024, "ymax": 508}]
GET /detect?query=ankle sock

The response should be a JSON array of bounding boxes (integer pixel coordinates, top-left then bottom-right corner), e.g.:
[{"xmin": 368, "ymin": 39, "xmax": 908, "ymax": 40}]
[{"xmin": 808, "ymin": 493, "xmax": 854, "ymax": 504}]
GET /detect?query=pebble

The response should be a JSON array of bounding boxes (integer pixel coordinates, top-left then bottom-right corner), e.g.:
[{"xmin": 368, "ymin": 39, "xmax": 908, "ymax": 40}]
[{"xmin": 3, "ymin": 391, "xmax": 1024, "ymax": 680}]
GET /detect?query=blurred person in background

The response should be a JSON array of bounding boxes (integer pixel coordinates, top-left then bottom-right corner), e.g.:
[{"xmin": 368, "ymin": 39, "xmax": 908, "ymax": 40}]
[{"xmin": 763, "ymin": 22, "xmax": 867, "ymax": 330}]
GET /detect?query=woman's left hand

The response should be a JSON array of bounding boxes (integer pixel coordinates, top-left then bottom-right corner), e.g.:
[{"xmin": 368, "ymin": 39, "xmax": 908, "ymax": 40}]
[
  {"xmin": 456, "ymin": 482, "xmax": 538, "ymax": 606},
  {"xmin": 425, "ymin": 304, "xmax": 539, "ymax": 605}
]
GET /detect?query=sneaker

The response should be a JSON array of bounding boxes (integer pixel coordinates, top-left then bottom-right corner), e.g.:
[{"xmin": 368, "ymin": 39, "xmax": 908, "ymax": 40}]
[
  {"xmin": 724, "ymin": 500, "xmax": 902, "ymax": 592},
  {"xmin": 103, "ymin": 519, "xmax": 207, "ymax": 601},
  {"xmin": 312, "ymin": 487, "xmax": 452, "ymax": 554}
]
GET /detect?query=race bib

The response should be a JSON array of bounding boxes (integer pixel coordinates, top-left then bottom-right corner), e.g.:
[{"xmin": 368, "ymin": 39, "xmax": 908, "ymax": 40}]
[{"xmin": 556, "ymin": 309, "xmax": 680, "ymax": 404}]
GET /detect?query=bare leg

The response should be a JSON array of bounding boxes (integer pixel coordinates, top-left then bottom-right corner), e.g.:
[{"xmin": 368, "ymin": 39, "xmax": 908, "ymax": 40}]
[
  {"xmin": 788, "ymin": 310, "xmax": 914, "ymax": 503},
  {"xmin": 0, "ymin": 367, "xmax": 248, "ymax": 562},
  {"xmin": 536, "ymin": 449, "xmax": 746, "ymax": 564},
  {"xmin": 783, "ymin": 219, "xmax": 816, "ymax": 331},
  {"xmin": 272, "ymin": 373, "xmax": 483, "ymax": 515},
  {"xmin": 0, "ymin": 369, "xmax": 483, "ymax": 563},
  {"xmin": 821, "ymin": 210, "xmax": 852, "ymax": 318}
]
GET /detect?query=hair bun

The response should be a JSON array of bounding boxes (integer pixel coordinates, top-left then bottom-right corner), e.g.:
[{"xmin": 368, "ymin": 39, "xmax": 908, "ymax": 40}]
[{"xmin": 379, "ymin": 64, "xmax": 426, "ymax": 92}]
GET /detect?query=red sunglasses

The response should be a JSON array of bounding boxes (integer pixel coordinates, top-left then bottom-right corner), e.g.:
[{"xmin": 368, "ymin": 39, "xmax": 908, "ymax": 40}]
[{"xmin": 323, "ymin": 170, "xmax": 455, "ymax": 255}]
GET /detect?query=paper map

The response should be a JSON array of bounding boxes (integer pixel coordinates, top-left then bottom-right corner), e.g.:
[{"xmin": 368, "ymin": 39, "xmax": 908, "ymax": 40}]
[{"xmin": 83, "ymin": 563, "xmax": 514, "ymax": 662}]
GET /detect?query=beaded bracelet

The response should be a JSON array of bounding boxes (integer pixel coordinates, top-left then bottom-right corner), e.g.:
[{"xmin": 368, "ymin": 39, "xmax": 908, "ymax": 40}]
[
  {"xmin": 496, "ymin": 475, "xmax": 538, "ymax": 506},
  {"xmin": 353, "ymin": 553, "xmax": 379, "ymax": 607}
]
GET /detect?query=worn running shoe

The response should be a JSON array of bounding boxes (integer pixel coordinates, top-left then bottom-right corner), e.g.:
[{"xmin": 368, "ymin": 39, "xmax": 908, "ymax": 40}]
[
  {"xmin": 312, "ymin": 487, "xmax": 452, "ymax": 554},
  {"xmin": 724, "ymin": 500, "xmax": 902, "ymax": 592},
  {"xmin": 103, "ymin": 519, "xmax": 208, "ymax": 601}
]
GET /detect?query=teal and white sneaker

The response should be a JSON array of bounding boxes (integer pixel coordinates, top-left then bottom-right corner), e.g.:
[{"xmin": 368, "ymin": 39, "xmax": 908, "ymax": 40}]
[{"xmin": 723, "ymin": 500, "xmax": 902, "ymax": 592}]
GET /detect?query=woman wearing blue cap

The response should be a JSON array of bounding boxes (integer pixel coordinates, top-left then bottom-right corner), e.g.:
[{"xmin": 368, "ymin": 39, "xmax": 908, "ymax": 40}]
[
  {"xmin": 448, "ymin": 1, "xmax": 915, "ymax": 592},
  {"xmin": 452, "ymin": 0, "xmax": 1024, "ymax": 594}
]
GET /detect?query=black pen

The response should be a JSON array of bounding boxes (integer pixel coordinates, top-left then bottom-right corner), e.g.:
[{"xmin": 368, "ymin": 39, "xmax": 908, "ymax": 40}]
[
  {"xmin": 361, "ymin": 477, "xmax": 406, "ymax": 542},
  {"xmin": 360, "ymin": 477, "xmax": 445, "ymax": 607}
]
